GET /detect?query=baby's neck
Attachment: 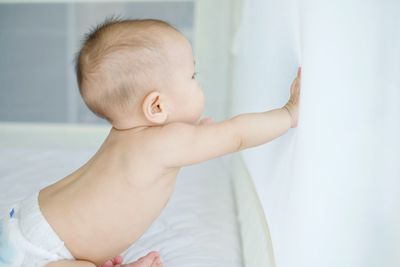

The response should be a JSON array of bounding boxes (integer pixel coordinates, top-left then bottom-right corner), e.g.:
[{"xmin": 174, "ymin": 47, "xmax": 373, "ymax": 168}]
[
  {"xmin": 111, "ymin": 125, "xmax": 149, "ymax": 133},
  {"xmin": 105, "ymin": 125, "xmax": 150, "ymax": 146}
]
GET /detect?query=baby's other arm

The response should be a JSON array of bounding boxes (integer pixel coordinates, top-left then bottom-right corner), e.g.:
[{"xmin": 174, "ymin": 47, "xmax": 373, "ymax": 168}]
[{"xmin": 154, "ymin": 67, "xmax": 301, "ymax": 168}]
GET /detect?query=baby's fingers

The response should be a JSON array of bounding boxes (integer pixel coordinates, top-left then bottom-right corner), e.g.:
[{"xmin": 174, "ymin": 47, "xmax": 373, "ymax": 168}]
[
  {"xmin": 290, "ymin": 79, "xmax": 300, "ymax": 97},
  {"xmin": 292, "ymin": 67, "xmax": 301, "ymax": 89}
]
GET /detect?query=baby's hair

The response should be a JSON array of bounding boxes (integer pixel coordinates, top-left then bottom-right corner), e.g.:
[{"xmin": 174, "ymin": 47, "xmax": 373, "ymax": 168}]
[{"xmin": 74, "ymin": 16, "xmax": 179, "ymax": 124}]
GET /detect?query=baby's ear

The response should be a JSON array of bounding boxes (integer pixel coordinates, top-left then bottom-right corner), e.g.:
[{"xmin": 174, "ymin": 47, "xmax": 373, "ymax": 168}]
[{"xmin": 142, "ymin": 91, "xmax": 168, "ymax": 124}]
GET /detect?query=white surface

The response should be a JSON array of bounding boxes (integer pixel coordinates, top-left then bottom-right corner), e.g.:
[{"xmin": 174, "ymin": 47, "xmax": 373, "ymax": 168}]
[
  {"xmin": 231, "ymin": 155, "xmax": 275, "ymax": 267},
  {"xmin": 0, "ymin": 146, "xmax": 242, "ymax": 267},
  {"xmin": 231, "ymin": 0, "xmax": 400, "ymax": 266}
]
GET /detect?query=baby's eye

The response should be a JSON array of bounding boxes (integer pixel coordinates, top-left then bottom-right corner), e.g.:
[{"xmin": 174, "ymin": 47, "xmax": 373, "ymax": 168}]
[{"xmin": 192, "ymin": 72, "xmax": 197, "ymax": 79}]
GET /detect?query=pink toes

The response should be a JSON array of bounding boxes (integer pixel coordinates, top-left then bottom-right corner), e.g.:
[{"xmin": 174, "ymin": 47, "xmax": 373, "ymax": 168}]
[
  {"xmin": 126, "ymin": 251, "xmax": 162, "ymax": 267},
  {"xmin": 150, "ymin": 255, "xmax": 163, "ymax": 267},
  {"xmin": 104, "ymin": 251, "xmax": 162, "ymax": 267},
  {"xmin": 141, "ymin": 251, "xmax": 159, "ymax": 266},
  {"xmin": 100, "ymin": 252, "xmax": 163, "ymax": 267},
  {"xmin": 100, "ymin": 255, "xmax": 124, "ymax": 267},
  {"xmin": 112, "ymin": 255, "xmax": 123, "ymax": 265}
]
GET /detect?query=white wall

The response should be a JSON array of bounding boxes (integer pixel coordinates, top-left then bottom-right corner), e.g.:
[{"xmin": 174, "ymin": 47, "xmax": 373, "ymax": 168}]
[{"xmin": 231, "ymin": 0, "xmax": 400, "ymax": 266}]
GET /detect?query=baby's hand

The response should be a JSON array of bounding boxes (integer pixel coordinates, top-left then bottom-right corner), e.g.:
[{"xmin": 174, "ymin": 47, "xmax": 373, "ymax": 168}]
[{"xmin": 283, "ymin": 67, "xmax": 301, "ymax": 128}]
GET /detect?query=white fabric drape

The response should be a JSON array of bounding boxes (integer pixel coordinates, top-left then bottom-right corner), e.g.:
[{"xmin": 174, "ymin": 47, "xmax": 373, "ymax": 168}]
[{"xmin": 231, "ymin": 0, "xmax": 400, "ymax": 266}]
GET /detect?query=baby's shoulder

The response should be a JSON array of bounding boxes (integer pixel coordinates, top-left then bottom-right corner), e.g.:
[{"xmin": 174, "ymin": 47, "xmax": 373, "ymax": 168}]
[{"xmin": 133, "ymin": 122, "xmax": 194, "ymax": 153}]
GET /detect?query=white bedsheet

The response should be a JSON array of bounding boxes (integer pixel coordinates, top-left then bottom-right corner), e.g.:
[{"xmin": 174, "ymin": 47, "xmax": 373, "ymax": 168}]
[{"xmin": 0, "ymin": 146, "xmax": 243, "ymax": 267}]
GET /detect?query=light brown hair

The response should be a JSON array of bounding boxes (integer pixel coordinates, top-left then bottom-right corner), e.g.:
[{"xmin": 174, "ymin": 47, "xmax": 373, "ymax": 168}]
[{"xmin": 75, "ymin": 17, "xmax": 178, "ymax": 124}]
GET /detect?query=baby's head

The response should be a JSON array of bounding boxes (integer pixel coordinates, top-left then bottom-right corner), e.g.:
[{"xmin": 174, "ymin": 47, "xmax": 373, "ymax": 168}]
[{"xmin": 75, "ymin": 18, "xmax": 204, "ymax": 130}]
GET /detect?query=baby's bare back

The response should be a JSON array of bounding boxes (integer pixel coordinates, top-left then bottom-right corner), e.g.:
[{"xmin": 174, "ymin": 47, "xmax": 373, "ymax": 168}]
[
  {"xmin": 39, "ymin": 126, "xmax": 179, "ymax": 266},
  {"xmin": 38, "ymin": 102, "xmax": 295, "ymax": 265}
]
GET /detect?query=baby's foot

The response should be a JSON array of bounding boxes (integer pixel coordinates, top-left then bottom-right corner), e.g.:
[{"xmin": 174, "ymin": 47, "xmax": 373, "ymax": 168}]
[
  {"xmin": 123, "ymin": 251, "xmax": 163, "ymax": 267},
  {"xmin": 102, "ymin": 255, "xmax": 123, "ymax": 267}
]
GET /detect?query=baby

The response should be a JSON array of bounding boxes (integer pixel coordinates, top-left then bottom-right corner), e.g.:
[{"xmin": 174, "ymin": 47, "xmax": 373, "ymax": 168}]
[{"xmin": 0, "ymin": 18, "xmax": 300, "ymax": 267}]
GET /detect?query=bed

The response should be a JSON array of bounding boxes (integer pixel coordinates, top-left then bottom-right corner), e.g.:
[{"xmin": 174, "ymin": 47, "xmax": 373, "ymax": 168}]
[{"xmin": 0, "ymin": 122, "xmax": 273, "ymax": 267}]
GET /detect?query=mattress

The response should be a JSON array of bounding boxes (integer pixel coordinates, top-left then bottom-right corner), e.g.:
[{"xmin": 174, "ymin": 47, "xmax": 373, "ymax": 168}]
[{"xmin": 0, "ymin": 122, "xmax": 243, "ymax": 267}]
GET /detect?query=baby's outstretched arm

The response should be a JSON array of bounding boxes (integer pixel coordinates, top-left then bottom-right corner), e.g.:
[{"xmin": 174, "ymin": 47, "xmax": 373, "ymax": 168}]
[
  {"xmin": 237, "ymin": 67, "xmax": 301, "ymax": 149},
  {"xmin": 154, "ymin": 67, "xmax": 301, "ymax": 168}
]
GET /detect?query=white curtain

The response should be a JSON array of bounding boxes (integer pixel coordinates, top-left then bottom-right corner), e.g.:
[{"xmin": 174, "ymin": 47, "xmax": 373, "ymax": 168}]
[{"xmin": 231, "ymin": 0, "xmax": 400, "ymax": 266}]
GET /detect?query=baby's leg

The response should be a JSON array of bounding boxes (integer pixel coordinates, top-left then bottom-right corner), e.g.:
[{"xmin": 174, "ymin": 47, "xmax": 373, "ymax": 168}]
[
  {"xmin": 45, "ymin": 251, "xmax": 163, "ymax": 267},
  {"xmin": 45, "ymin": 260, "xmax": 96, "ymax": 267}
]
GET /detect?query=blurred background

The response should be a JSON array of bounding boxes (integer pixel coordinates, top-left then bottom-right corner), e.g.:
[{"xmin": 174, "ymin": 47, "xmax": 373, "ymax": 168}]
[{"xmin": 0, "ymin": 0, "xmax": 242, "ymax": 124}]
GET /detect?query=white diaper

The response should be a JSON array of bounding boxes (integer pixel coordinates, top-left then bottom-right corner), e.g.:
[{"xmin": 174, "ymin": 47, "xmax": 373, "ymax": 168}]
[{"xmin": 0, "ymin": 191, "xmax": 75, "ymax": 267}]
